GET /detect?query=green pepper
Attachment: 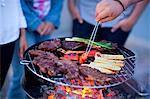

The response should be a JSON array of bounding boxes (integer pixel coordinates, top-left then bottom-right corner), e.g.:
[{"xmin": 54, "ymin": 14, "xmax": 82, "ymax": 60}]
[{"xmin": 65, "ymin": 37, "xmax": 113, "ymax": 49}]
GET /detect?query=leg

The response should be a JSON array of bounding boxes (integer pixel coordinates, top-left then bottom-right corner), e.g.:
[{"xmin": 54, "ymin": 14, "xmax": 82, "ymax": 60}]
[
  {"xmin": 73, "ymin": 19, "xmax": 94, "ymax": 39},
  {"xmin": 7, "ymin": 40, "xmax": 26, "ymax": 99},
  {"xmin": 7, "ymin": 31, "xmax": 36, "ymax": 99},
  {"xmin": 0, "ymin": 41, "xmax": 16, "ymax": 90}
]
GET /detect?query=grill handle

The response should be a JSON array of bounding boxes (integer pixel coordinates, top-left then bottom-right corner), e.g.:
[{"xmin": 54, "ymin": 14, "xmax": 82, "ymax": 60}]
[{"xmin": 20, "ymin": 60, "xmax": 31, "ymax": 65}]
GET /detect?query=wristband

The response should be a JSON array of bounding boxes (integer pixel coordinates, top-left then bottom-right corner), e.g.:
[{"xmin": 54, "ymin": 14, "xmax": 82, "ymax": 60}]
[{"xmin": 114, "ymin": 0, "xmax": 125, "ymax": 11}]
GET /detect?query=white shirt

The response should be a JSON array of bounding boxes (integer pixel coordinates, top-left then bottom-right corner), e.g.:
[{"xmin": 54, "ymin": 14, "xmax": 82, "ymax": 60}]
[
  {"xmin": 0, "ymin": 0, "xmax": 27, "ymax": 45},
  {"xmin": 76, "ymin": 0, "xmax": 134, "ymax": 27}
]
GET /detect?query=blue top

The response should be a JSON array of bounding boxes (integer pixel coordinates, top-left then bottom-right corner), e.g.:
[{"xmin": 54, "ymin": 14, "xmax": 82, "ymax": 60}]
[{"xmin": 20, "ymin": 0, "xmax": 64, "ymax": 31}]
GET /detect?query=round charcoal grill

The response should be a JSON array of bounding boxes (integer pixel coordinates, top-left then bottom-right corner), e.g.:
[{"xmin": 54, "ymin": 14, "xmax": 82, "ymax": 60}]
[{"xmin": 21, "ymin": 38, "xmax": 136, "ymax": 89}]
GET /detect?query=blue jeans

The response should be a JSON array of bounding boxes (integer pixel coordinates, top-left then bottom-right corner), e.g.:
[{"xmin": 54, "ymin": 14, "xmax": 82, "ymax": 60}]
[{"xmin": 7, "ymin": 31, "xmax": 51, "ymax": 99}]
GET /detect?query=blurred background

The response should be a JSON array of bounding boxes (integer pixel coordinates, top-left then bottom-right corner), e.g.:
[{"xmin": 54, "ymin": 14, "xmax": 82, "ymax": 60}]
[{"xmin": 2, "ymin": 0, "xmax": 150, "ymax": 98}]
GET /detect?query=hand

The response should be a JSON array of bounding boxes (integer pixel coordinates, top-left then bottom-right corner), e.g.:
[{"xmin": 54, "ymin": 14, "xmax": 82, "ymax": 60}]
[
  {"xmin": 36, "ymin": 22, "xmax": 45, "ymax": 35},
  {"xmin": 37, "ymin": 22, "xmax": 54, "ymax": 35},
  {"xmin": 96, "ymin": 0, "xmax": 124, "ymax": 23},
  {"xmin": 111, "ymin": 18, "xmax": 134, "ymax": 32},
  {"xmin": 69, "ymin": 5, "xmax": 83, "ymax": 24},
  {"xmin": 19, "ymin": 28, "xmax": 28, "ymax": 59},
  {"xmin": 40, "ymin": 22, "xmax": 55, "ymax": 35}
]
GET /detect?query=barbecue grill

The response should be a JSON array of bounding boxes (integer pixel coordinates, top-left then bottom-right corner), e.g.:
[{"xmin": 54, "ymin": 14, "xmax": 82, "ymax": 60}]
[{"xmin": 20, "ymin": 38, "xmax": 149, "ymax": 98}]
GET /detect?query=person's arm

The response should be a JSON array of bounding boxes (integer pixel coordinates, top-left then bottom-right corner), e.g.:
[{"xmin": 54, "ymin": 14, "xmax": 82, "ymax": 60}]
[
  {"xmin": 19, "ymin": 28, "xmax": 28, "ymax": 59},
  {"xmin": 111, "ymin": 0, "xmax": 148, "ymax": 32},
  {"xmin": 44, "ymin": 0, "xmax": 64, "ymax": 28},
  {"xmin": 95, "ymin": 0, "xmax": 148, "ymax": 23},
  {"xmin": 68, "ymin": 0, "xmax": 83, "ymax": 23},
  {"xmin": 120, "ymin": 0, "xmax": 144, "ymax": 9},
  {"xmin": 125, "ymin": 0, "xmax": 148, "ymax": 25},
  {"xmin": 20, "ymin": 0, "xmax": 42, "ymax": 32},
  {"xmin": 39, "ymin": 0, "xmax": 64, "ymax": 35},
  {"xmin": 18, "ymin": 0, "xmax": 28, "ymax": 59}
]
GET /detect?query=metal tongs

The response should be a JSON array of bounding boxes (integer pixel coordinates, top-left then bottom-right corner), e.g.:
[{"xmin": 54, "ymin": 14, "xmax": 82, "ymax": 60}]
[{"xmin": 85, "ymin": 22, "xmax": 101, "ymax": 55}]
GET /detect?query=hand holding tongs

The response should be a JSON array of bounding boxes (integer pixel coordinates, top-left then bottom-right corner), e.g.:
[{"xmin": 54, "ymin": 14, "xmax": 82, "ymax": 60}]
[{"xmin": 85, "ymin": 22, "xmax": 101, "ymax": 55}]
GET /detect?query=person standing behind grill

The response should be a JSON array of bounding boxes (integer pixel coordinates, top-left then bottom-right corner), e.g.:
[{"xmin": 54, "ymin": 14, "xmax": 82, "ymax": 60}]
[
  {"xmin": 0, "ymin": 0, "xmax": 27, "ymax": 90},
  {"xmin": 95, "ymin": 0, "xmax": 148, "ymax": 23},
  {"xmin": 68, "ymin": 0, "xmax": 148, "ymax": 46},
  {"xmin": 7, "ymin": 0, "xmax": 64, "ymax": 99}
]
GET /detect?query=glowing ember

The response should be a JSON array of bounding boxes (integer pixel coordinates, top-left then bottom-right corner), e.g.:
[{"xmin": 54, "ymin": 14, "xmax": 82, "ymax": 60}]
[
  {"xmin": 47, "ymin": 85, "xmax": 105, "ymax": 99},
  {"xmin": 46, "ymin": 79, "xmax": 116, "ymax": 99},
  {"xmin": 48, "ymin": 94, "xmax": 54, "ymax": 99}
]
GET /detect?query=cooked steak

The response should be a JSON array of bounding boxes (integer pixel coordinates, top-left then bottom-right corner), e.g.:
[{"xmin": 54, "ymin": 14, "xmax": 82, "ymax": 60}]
[
  {"xmin": 27, "ymin": 39, "xmax": 116, "ymax": 83},
  {"xmin": 32, "ymin": 55, "xmax": 57, "ymax": 74},
  {"xmin": 62, "ymin": 41, "xmax": 85, "ymax": 50},
  {"xmin": 79, "ymin": 66, "xmax": 112, "ymax": 83},
  {"xmin": 56, "ymin": 60, "xmax": 79, "ymax": 79},
  {"xmin": 32, "ymin": 52, "xmax": 59, "ymax": 75},
  {"xmin": 38, "ymin": 39, "xmax": 61, "ymax": 51},
  {"xmin": 29, "ymin": 50, "xmax": 47, "ymax": 57},
  {"xmin": 29, "ymin": 49, "xmax": 59, "ymax": 60}
]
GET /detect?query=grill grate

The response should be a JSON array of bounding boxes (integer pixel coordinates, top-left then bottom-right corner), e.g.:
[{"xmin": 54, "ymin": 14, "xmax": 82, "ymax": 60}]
[{"xmin": 21, "ymin": 47, "xmax": 136, "ymax": 89}]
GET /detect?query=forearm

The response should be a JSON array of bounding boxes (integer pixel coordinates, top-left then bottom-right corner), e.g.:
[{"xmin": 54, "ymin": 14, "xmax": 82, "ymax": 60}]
[
  {"xmin": 20, "ymin": 28, "xmax": 26, "ymax": 38},
  {"xmin": 127, "ymin": 0, "xmax": 148, "ymax": 25},
  {"xmin": 44, "ymin": 0, "xmax": 64, "ymax": 28},
  {"xmin": 129, "ymin": 0, "xmax": 144, "ymax": 4},
  {"xmin": 68, "ymin": 0, "xmax": 76, "ymax": 12},
  {"xmin": 120, "ymin": 0, "xmax": 144, "ymax": 9},
  {"xmin": 19, "ymin": 28, "xmax": 28, "ymax": 58}
]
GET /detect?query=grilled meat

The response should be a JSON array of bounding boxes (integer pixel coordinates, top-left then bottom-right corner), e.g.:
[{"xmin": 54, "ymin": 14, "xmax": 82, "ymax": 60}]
[
  {"xmin": 29, "ymin": 50, "xmax": 48, "ymax": 57},
  {"xmin": 32, "ymin": 55, "xmax": 57, "ymax": 74},
  {"xmin": 29, "ymin": 49, "xmax": 59, "ymax": 60},
  {"xmin": 62, "ymin": 41, "xmax": 85, "ymax": 50},
  {"xmin": 79, "ymin": 66, "xmax": 112, "ymax": 83},
  {"xmin": 57, "ymin": 60, "xmax": 79, "ymax": 79},
  {"xmin": 28, "ymin": 39, "xmax": 116, "ymax": 83},
  {"xmin": 32, "ymin": 51, "xmax": 59, "ymax": 75},
  {"xmin": 38, "ymin": 39, "xmax": 61, "ymax": 51}
]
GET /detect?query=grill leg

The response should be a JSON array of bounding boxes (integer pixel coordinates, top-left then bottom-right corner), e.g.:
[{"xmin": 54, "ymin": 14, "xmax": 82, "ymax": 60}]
[{"xmin": 125, "ymin": 77, "xmax": 149, "ymax": 96}]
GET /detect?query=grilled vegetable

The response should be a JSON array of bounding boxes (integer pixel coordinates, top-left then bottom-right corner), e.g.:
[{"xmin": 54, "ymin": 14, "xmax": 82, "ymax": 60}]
[
  {"xmin": 65, "ymin": 51, "xmax": 85, "ymax": 55},
  {"xmin": 64, "ymin": 54, "xmax": 79, "ymax": 61},
  {"xmin": 81, "ymin": 52, "xmax": 125, "ymax": 74},
  {"xmin": 88, "ymin": 50, "xmax": 97, "ymax": 57},
  {"xmin": 65, "ymin": 37, "xmax": 113, "ymax": 49},
  {"xmin": 89, "ymin": 62, "xmax": 121, "ymax": 71},
  {"xmin": 95, "ymin": 52, "xmax": 125, "ymax": 60},
  {"xmin": 94, "ymin": 58, "xmax": 124, "ymax": 67},
  {"xmin": 79, "ymin": 53, "xmax": 88, "ymax": 64}
]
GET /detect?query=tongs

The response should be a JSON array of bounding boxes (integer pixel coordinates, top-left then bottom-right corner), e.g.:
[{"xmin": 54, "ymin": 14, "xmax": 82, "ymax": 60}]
[{"xmin": 85, "ymin": 22, "xmax": 101, "ymax": 55}]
